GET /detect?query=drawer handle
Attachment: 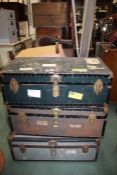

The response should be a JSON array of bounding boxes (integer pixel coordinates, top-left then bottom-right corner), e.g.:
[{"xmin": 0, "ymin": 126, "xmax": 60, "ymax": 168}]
[{"xmin": 10, "ymin": 13, "xmax": 13, "ymax": 18}]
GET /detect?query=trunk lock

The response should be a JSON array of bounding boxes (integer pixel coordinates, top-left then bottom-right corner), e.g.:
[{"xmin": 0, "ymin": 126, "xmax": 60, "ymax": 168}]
[
  {"xmin": 51, "ymin": 108, "xmax": 61, "ymax": 128},
  {"xmin": 19, "ymin": 145, "xmax": 26, "ymax": 153},
  {"xmin": 82, "ymin": 146, "xmax": 89, "ymax": 153},
  {"xmin": 50, "ymin": 74, "xmax": 61, "ymax": 97},
  {"xmin": 88, "ymin": 114, "xmax": 96, "ymax": 125},
  {"xmin": 49, "ymin": 140, "xmax": 57, "ymax": 156},
  {"xmin": 18, "ymin": 112, "xmax": 27, "ymax": 123}
]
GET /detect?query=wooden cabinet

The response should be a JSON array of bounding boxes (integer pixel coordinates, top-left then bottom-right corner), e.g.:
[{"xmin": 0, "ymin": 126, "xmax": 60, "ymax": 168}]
[{"xmin": 98, "ymin": 43, "xmax": 117, "ymax": 103}]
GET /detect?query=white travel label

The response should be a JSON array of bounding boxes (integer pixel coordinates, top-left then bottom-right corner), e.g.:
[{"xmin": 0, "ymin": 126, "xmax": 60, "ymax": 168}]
[
  {"xmin": 85, "ymin": 58, "xmax": 100, "ymax": 64},
  {"xmin": 72, "ymin": 68, "xmax": 87, "ymax": 72},
  {"xmin": 69, "ymin": 124, "xmax": 83, "ymax": 128},
  {"xmin": 42, "ymin": 64, "xmax": 57, "ymax": 67},
  {"xmin": 36, "ymin": 120, "xmax": 48, "ymax": 126},
  {"xmin": 27, "ymin": 89, "xmax": 41, "ymax": 98},
  {"xmin": 19, "ymin": 67, "xmax": 33, "ymax": 71},
  {"xmin": 66, "ymin": 150, "xmax": 77, "ymax": 154},
  {"xmin": 87, "ymin": 65, "xmax": 104, "ymax": 70}
]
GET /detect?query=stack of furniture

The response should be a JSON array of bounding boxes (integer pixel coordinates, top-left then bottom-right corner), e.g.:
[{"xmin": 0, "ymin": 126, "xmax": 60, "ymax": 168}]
[
  {"xmin": 0, "ymin": 9, "xmax": 18, "ymax": 44},
  {"xmin": 0, "ymin": 57, "xmax": 112, "ymax": 161}
]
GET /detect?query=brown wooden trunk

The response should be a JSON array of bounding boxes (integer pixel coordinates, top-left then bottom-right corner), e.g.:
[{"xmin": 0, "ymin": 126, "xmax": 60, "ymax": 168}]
[
  {"xmin": 8, "ymin": 106, "xmax": 107, "ymax": 138},
  {"xmin": 9, "ymin": 116, "xmax": 106, "ymax": 138}
]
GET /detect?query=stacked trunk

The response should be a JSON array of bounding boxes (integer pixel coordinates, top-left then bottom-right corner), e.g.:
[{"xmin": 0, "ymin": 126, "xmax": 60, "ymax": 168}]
[{"xmin": 0, "ymin": 57, "xmax": 112, "ymax": 161}]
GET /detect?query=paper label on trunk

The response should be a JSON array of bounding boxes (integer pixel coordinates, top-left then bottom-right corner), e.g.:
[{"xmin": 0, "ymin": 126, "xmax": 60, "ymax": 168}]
[
  {"xmin": 66, "ymin": 150, "xmax": 77, "ymax": 154},
  {"xmin": 36, "ymin": 120, "xmax": 48, "ymax": 126},
  {"xmin": 19, "ymin": 67, "xmax": 33, "ymax": 71},
  {"xmin": 42, "ymin": 64, "xmax": 57, "ymax": 67},
  {"xmin": 68, "ymin": 91, "xmax": 83, "ymax": 100},
  {"xmin": 85, "ymin": 58, "xmax": 100, "ymax": 64},
  {"xmin": 72, "ymin": 68, "xmax": 87, "ymax": 72},
  {"xmin": 69, "ymin": 123, "xmax": 83, "ymax": 128},
  {"xmin": 27, "ymin": 89, "xmax": 41, "ymax": 98},
  {"xmin": 87, "ymin": 65, "xmax": 105, "ymax": 70}
]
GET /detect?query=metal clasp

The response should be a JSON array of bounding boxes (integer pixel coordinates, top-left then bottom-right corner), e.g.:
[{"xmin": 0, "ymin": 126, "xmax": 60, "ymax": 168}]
[
  {"xmin": 104, "ymin": 103, "xmax": 109, "ymax": 114},
  {"xmin": 82, "ymin": 146, "xmax": 89, "ymax": 153},
  {"xmin": 51, "ymin": 108, "xmax": 61, "ymax": 127},
  {"xmin": 50, "ymin": 74, "xmax": 61, "ymax": 97},
  {"xmin": 18, "ymin": 112, "xmax": 27, "ymax": 123},
  {"xmin": 19, "ymin": 145, "xmax": 26, "ymax": 153},
  {"xmin": 88, "ymin": 114, "xmax": 96, "ymax": 125},
  {"xmin": 48, "ymin": 140, "xmax": 57, "ymax": 156}
]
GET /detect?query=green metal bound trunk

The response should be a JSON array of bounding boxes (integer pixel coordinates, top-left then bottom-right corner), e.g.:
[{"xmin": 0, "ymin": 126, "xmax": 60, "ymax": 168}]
[{"xmin": 0, "ymin": 57, "xmax": 112, "ymax": 106}]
